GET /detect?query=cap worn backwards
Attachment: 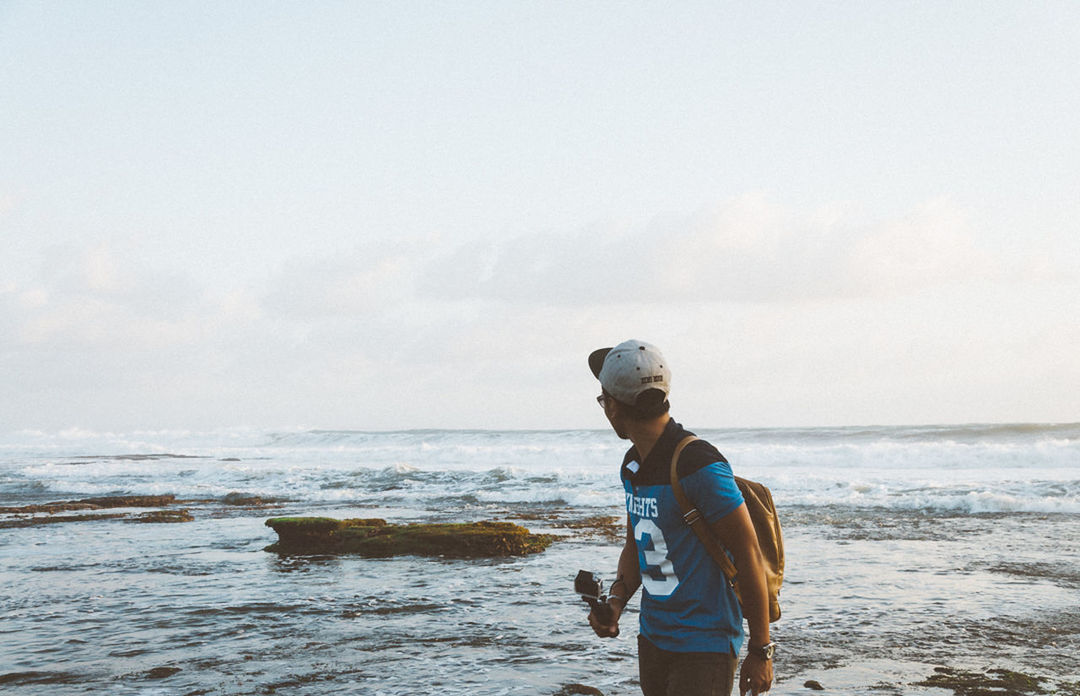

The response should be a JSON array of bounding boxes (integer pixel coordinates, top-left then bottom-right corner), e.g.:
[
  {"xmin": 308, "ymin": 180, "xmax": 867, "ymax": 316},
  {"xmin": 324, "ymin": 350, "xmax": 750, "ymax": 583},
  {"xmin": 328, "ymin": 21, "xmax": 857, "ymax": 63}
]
[{"xmin": 588, "ymin": 339, "xmax": 671, "ymax": 407}]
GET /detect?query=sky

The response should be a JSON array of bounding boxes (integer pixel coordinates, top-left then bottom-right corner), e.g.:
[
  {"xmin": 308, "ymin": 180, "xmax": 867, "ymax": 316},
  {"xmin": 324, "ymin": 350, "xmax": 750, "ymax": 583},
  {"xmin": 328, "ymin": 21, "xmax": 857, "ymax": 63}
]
[{"xmin": 1, "ymin": 1, "xmax": 1078, "ymax": 432}]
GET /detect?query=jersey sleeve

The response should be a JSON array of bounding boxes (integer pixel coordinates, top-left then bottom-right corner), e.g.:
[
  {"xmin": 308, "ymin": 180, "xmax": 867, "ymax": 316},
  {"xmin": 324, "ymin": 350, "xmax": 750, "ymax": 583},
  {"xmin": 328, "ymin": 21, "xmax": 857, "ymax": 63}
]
[{"xmin": 683, "ymin": 461, "xmax": 744, "ymax": 524}]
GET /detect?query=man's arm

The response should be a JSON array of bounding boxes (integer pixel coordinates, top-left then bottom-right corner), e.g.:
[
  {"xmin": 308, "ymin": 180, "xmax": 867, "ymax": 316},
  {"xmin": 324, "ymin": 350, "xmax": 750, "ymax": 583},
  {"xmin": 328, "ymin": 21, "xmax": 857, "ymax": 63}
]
[
  {"xmin": 589, "ymin": 515, "xmax": 640, "ymax": 638},
  {"xmin": 711, "ymin": 503, "xmax": 773, "ymax": 695}
]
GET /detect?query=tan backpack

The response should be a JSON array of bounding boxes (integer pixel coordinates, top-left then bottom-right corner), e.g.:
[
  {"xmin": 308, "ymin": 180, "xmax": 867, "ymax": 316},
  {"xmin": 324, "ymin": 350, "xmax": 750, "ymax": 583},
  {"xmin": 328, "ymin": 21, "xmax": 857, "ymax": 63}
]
[{"xmin": 669, "ymin": 436, "xmax": 784, "ymax": 622}]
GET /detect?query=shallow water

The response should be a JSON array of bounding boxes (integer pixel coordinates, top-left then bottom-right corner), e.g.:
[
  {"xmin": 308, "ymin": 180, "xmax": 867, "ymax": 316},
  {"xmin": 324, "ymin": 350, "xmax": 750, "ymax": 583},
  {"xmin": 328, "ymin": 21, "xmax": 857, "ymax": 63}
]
[{"xmin": 2, "ymin": 425, "xmax": 1079, "ymax": 694}]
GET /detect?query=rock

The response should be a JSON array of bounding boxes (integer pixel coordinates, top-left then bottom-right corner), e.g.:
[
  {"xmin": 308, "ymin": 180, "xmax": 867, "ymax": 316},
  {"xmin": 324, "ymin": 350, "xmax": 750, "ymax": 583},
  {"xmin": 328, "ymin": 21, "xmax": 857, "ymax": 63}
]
[
  {"xmin": 265, "ymin": 517, "xmax": 555, "ymax": 557},
  {"xmin": 804, "ymin": 680, "xmax": 825, "ymax": 691},
  {"xmin": 78, "ymin": 495, "xmax": 177, "ymax": 509},
  {"xmin": 554, "ymin": 685, "xmax": 604, "ymax": 696},
  {"xmin": 557, "ymin": 514, "xmax": 623, "ymax": 541},
  {"xmin": 0, "ymin": 513, "xmax": 129, "ymax": 529},
  {"xmin": 130, "ymin": 509, "xmax": 193, "ymax": 523},
  {"xmin": 145, "ymin": 666, "xmax": 181, "ymax": 679},
  {"xmin": 914, "ymin": 666, "xmax": 1049, "ymax": 695},
  {"xmin": 222, "ymin": 492, "xmax": 277, "ymax": 506},
  {"xmin": 0, "ymin": 495, "xmax": 177, "ymax": 514},
  {"xmin": 0, "ymin": 496, "xmax": 192, "ymax": 528},
  {"xmin": 512, "ymin": 510, "xmax": 623, "ymax": 539}
]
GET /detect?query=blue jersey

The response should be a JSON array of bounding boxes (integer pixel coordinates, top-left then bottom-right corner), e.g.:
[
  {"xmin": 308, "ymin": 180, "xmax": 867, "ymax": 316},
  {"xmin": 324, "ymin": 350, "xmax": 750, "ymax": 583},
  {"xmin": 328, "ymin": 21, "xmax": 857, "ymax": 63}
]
[{"xmin": 621, "ymin": 419, "xmax": 745, "ymax": 654}]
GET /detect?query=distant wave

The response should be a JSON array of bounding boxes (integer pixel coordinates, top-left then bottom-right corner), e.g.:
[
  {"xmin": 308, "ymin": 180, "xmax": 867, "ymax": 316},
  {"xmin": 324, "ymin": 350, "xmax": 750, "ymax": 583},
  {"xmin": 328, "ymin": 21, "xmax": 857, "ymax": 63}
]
[
  {"xmin": 2, "ymin": 424, "xmax": 1077, "ymax": 514},
  {"xmin": 5, "ymin": 422, "xmax": 1078, "ymax": 449}
]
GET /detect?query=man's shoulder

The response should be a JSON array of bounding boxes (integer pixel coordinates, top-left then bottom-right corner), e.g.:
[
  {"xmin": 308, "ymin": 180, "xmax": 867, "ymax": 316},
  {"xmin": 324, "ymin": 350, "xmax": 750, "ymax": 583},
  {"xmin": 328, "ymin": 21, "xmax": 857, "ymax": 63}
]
[
  {"xmin": 675, "ymin": 437, "xmax": 728, "ymax": 480},
  {"xmin": 623, "ymin": 422, "xmax": 729, "ymax": 486}
]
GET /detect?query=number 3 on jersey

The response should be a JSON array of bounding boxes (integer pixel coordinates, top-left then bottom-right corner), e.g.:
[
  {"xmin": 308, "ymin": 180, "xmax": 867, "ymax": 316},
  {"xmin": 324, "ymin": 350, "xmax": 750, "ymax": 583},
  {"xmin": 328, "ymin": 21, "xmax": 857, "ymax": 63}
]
[{"xmin": 634, "ymin": 518, "xmax": 680, "ymax": 596}]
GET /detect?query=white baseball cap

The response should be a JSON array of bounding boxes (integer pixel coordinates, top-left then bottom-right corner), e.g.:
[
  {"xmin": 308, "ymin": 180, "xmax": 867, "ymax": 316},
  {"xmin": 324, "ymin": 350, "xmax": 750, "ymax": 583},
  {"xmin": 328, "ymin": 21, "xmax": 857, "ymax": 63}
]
[{"xmin": 588, "ymin": 339, "xmax": 671, "ymax": 407}]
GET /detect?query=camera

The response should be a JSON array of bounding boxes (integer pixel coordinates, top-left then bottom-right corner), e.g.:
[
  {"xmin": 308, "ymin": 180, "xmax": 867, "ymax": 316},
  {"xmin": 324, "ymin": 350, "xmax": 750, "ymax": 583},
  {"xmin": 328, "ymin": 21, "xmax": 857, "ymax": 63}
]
[{"xmin": 575, "ymin": 569, "xmax": 615, "ymax": 625}]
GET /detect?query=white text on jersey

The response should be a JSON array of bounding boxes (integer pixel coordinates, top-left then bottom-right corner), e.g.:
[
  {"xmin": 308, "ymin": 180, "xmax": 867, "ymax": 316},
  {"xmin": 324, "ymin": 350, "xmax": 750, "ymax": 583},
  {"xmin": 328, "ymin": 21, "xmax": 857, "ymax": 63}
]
[{"xmin": 626, "ymin": 493, "xmax": 659, "ymax": 518}]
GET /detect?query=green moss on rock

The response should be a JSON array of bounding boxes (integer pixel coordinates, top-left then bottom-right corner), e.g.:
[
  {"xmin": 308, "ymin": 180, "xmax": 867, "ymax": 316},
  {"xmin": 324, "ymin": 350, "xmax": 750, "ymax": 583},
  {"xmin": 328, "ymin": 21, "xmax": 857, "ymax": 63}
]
[
  {"xmin": 0, "ymin": 495, "xmax": 177, "ymax": 514},
  {"xmin": 554, "ymin": 684, "xmax": 604, "ymax": 696},
  {"xmin": 0, "ymin": 512, "xmax": 129, "ymax": 529},
  {"xmin": 915, "ymin": 667, "xmax": 1049, "ymax": 696},
  {"xmin": 222, "ymin": 492, "xmax": 280, "ymax": 507},
  {"xmin": 130, "ymin": 509, "xmax": 194, "ymax": 523},
  {"xmin": 265, "ymin": 517, "xmax": 554, "ymax": 557}
]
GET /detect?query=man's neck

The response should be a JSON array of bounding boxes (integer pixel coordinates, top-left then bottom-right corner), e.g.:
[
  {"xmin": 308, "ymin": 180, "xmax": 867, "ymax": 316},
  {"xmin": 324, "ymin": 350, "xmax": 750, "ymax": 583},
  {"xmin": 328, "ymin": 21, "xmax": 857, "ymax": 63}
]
[{"xmin": 626, "ymin": 415, "xmax": 671, "ymax": 462}]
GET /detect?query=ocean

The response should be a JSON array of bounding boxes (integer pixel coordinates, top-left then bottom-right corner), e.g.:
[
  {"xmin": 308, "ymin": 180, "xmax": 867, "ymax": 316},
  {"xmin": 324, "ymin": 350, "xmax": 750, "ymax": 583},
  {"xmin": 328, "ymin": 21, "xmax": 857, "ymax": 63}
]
[{"xmin": 1, "ymin": 424, "xmax": 1078, "ymax": 695}]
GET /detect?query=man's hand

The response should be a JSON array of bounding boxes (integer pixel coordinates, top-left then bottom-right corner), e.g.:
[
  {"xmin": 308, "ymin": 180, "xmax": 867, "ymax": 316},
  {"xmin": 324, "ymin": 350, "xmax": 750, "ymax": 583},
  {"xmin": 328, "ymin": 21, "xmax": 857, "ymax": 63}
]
[
  {"xmin": 587, "ymin": 599, "xmax": 622, "ymax": 638},
  {"xmin": 738, "ymin": 653, "xmax": 773, "ymax": 695}
]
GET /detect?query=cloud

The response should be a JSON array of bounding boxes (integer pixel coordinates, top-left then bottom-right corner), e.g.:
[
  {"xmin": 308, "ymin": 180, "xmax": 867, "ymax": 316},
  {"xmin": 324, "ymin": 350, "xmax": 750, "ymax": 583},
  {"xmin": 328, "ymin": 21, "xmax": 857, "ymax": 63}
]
[
  {"xmin": 0, "ymin": 192, "xmax": 16, "ymax": 218},
  {"xmin": 419, "ymin": 194, "xmax": 1061, "ymax": 308},
  {"xmin": 262, "ymin": 251, "xmax": 411, "ymax": 319},
  {"xmin": 843, "ymin": 198, "xmax": 992, "ymax": 295},
  {"xmin": 4, "ymin": 196, "xmax": 1074, "ymax": 431},
  {"xmin": 3, "ymin": 243, "xmax": 250, "ymax": 350}
]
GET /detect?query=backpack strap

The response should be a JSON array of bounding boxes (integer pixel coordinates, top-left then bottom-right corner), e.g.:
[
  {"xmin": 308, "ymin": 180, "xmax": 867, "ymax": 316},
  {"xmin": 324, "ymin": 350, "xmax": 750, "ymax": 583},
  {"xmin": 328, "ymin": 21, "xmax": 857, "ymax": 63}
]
[{"xmin": 669, "ymin": 435, "xmax": 739, "ymax": 586}]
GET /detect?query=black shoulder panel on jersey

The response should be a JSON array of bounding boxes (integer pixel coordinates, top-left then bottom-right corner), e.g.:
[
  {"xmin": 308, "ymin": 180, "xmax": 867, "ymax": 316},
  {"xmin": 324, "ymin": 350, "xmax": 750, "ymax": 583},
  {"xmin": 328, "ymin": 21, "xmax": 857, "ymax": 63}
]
[
  {"xmin": 623, "ymin": 421, "xmax": 728, "ymax": 487},
  {"xmin": 676, "ymin": 439, "xmax": 728, "ymax": 480}
]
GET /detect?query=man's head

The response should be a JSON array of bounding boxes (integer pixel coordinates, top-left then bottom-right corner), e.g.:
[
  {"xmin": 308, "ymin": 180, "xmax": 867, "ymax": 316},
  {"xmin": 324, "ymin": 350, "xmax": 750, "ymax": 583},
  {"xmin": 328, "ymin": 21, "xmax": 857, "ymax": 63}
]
[{"xmin": 588, "ymin": 339, "xmax": 671, "ymax": 421}]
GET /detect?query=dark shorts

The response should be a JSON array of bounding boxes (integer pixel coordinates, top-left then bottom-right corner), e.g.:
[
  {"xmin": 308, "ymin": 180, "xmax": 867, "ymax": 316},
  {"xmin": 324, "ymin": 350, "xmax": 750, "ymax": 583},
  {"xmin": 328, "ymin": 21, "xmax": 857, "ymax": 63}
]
[{"xmin": 638, "ymin": 634, "xmax": 737, "ymax": 696}]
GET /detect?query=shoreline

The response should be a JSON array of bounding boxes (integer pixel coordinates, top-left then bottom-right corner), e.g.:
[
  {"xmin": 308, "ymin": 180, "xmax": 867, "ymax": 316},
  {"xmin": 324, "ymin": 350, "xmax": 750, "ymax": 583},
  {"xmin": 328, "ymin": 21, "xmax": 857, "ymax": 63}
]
[{"xmin": 2, "ymin": 427, "xmax": 1077, "ymax": 694}]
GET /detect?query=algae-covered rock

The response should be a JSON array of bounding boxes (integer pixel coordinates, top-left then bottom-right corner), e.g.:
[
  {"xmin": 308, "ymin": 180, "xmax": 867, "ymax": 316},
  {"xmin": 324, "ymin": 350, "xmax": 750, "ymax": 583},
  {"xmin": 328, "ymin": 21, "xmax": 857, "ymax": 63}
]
[
  {"xmin": 145, "ymin": 666, "xmax": 182, "ymax": 679},
  {"xmin": 0, "ymin": 495, "xmax": 177, "ymax": 514},
  {"xmin": 509, "ymin": 510, "xmax": 623, "ymax": 541},
  {"xmin": 915, "ymin": 667, "xmax": 1049, "ymax": 696},
  {"xmin": 222, "ymin": 492, "xmax": 280, "ymax": 507},
  {"xmin": 0, "ymin": 496, "xmax": 194, "ymax": 528},
  {"xmin": 0, "ymin": 512, "xmax": 129, "ymax": 529},
  {"xmin": 0, "ymin": 508, "xmax": 195, "ymax": 528},
  {"xmin": 554, "ymin": 684, "xmax": 604, "ymax": 696},
  {"xmin": 131, "ymin": 509, "xmax": 194, "ymax": 523},
  {"xmin": 265, "ymin": 517, "xmax": 554, "ymax": 557}
]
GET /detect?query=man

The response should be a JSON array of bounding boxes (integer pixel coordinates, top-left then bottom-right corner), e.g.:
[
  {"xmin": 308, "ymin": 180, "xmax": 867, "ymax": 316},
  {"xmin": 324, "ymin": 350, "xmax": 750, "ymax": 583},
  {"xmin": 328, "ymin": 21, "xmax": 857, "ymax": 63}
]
[{"xmin": 586, "ymin": 339, "xmax": 774, "ymax": 696}]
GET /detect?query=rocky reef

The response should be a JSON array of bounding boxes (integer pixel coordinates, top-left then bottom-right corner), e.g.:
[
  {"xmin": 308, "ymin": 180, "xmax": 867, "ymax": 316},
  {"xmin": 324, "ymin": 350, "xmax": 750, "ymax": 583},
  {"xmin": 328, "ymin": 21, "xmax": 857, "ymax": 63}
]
[
  {"xmin": 0, "ymin": 495, "xmax": 179, "ymax": 514},
  {"xmin": 265, "ymin": 517, "xmax": 555, "ymax": 557},
  {"xmin": 0, "ymin": 495, "xmax": 192, "ymax": 528},
  {"xmin": 913, "ymin": 666, "xmax": 1080, "ymax": 696},
  {"xmin": 509, "ymin": 511, "xmax": 623, "ymax": 541}
]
